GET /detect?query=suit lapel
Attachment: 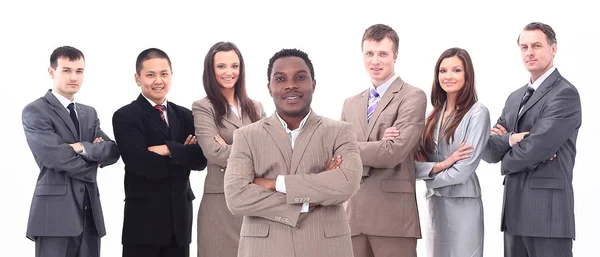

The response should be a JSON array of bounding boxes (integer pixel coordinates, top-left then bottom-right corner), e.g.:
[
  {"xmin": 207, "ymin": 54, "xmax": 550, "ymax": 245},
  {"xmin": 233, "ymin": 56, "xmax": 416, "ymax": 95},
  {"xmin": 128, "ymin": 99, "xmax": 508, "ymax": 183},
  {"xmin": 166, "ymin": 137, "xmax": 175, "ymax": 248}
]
[
  {"xmin": 357, "ymin": 91, "xmax": 369, "ymax": 140},
  {"xmin": 136, "ymin": 94, "xmax": 170, "ymax": 138},
  {"xmin": 75, "ymin": 104, "xmax": 87, "ymax": 140},
  {"xmin": 367, "ymin": 78, "xmax": 403, "ymax": 137},
  {"xmin": 517, "ymin": 70, "xmax": 561, "ymax": 121},
  {"xmin": 223, "ymin": 111, "xmax": 243, "ymax": 128},
  {"xmin": 290, "ymin": 113, "xmax": 321, "ymax": 174},
  {"xmin": 167, "ymin": 103, "xmax": 180, "ymax": 141},
  {"xmin": 45, "ymin": 90, "xmax": 79, "ymax": 140},
  {"xmin": 263, "ymin": 114, "xmax": 292, "ymax": 171}
]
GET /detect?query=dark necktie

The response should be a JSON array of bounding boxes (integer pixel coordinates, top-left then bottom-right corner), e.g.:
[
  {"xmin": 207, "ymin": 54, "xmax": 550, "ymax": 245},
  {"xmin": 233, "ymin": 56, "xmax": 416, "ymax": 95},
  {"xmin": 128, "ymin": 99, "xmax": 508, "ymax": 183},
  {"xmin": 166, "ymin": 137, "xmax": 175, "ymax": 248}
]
[
  {"xmin": 67, "ymin": 103, "xmax": 80, "ymax": 137},
  {"xmin": 367, "ymin": 89, "xmax": 380, "ymax": 123},
  {"xmin": 519, "ymin": 86, "xmax": 535, "ymax": 113},
  {"xmin": 154, "ymin": 105, "xmax": 168, "ymax": 126}
]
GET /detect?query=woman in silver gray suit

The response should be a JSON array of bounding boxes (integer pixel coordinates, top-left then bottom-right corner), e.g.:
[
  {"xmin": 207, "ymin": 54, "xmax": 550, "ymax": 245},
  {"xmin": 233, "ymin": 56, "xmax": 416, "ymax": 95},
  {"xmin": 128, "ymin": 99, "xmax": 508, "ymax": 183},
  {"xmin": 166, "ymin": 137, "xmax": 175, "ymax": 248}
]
[{"xmin": 406, "ymin": 47, "xmax": 489, "ymax": 257}]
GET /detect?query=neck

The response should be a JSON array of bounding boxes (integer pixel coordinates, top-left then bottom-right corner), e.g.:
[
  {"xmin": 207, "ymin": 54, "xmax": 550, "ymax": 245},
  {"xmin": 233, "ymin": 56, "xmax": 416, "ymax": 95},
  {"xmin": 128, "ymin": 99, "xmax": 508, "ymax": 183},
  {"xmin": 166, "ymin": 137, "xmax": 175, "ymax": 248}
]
[
  {"xmin": 55, "ymin": 89, "xmax": 74, "ymax": 101},
  {"xmin": 221, "ymin": 88, "xmax": 236, "ymax": 104},
  {"xmin": 530, "ymin": 63, "xmax": 553, "ymax": 83},
  {"xmin": 372, "ymin": 73, "xmax": 394, "ymax": 88},
  {"xmin": 279, "ymin": 110, "xmax": 309, "ymax": 130},
  {"xmin": 446, "ymin": 93, "xmax": 457, "ymax": 112}
]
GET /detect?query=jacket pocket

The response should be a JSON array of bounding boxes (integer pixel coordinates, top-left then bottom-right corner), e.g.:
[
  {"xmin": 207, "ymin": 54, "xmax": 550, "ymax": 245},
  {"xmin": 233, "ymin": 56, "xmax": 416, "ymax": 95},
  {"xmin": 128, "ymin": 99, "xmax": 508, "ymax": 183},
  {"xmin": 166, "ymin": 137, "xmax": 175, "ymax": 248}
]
[
  {"xmin": 529, "ymin": 177, "xmax": 565, "ymax": 189},
  {"xmin": 240, "ymin": 223, "xmax": 269, "ymax": 237},
  {"xmin": 381, "ymin": 179, "xmax": 414, "ymax": 193},
  {"xmin": 324, "ymin": 221, "xmax": 350, "ymax": 238},
  {"xmin": 34, "ymin": 185, "xmax": 67, "ymax": 195}
]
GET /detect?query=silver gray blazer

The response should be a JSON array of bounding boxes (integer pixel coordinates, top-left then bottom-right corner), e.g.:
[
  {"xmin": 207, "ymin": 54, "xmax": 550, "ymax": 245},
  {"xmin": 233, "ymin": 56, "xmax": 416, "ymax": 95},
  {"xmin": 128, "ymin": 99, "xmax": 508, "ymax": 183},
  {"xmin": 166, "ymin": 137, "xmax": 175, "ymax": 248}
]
[{"xmin": 416, "ymin": 102, "xmax": 490, "ymax": 198}]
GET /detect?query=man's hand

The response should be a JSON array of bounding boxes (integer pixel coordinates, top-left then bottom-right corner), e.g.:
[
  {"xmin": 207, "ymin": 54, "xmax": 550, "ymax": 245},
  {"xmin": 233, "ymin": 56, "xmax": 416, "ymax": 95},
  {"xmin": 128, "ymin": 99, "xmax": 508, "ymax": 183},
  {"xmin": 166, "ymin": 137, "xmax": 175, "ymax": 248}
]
[
  {"xmin": 415, "ymin": 149, "xmax": 427, "ymax": 162},
  {"xmin": 490, "ymin": 124, "xmax": 508, "ymax": 136},
  {"xmin": 93, "ymin": 137, "xmax": 104, "ymax": 143},
  {"xmin": 253, "ymin": 178, "xmax": 276, "ymax": 191},
  {"xmin": 69, "ymin": 142, "xmax": 83, "ymax": 153},
  {"xmin": 509, "ymin": 132, "xmax": 529, "ymax": 146},
  {"xmin": 381, "ymin": 127, "xmax": 400, "ymax": 140},
  {"xmin": 184, "ymin": 134, "xmax": 197, "ymax": 145},
  {"xmin": 325, "ymin": 155, "xmax": 342, "ymax": 171},
  {"xmin": 148, "ymin": 145, "xmax": 170, "ymax": 156},
  {"xmin": 214, "ymin": 134, "xmax": 226, "ymax": 145}
]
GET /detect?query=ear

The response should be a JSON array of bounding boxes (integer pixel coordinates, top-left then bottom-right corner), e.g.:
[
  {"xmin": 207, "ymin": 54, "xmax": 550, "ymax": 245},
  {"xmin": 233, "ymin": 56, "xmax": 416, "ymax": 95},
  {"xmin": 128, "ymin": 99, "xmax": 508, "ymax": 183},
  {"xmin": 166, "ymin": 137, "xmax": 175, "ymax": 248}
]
[
  {"xmin": 394, "ymin": 52, "xmax": 398, "ymax": 62},
  {"xmin": 312, "ymin": 80, "xmax": 316, "ymax": 92},
  {"xmin": 551, "ymin": 43, "xmax": 557, "ymax": 57},
  {"xmin": 135, "ymin": 73, "xmax": 141, "ymax": 86},
  {"xmin": 48, "ymin": 67, "xmax": 55, "ymax": 79},
  {"xmin": 267, "ymin": 83, "xmax": 273, "ymax": 96}
]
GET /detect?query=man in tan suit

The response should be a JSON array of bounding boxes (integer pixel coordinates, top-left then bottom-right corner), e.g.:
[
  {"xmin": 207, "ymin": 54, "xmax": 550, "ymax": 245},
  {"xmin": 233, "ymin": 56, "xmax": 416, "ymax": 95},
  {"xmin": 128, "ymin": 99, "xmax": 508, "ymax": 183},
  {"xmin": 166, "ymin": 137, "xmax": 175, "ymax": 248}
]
[
  {"xmin": 342, "ymin": 24, "xmax": 427, "ymax": 257},
  {"xmin": 224, "ymin": 48, "xmax": 363, "ymax": 257}
]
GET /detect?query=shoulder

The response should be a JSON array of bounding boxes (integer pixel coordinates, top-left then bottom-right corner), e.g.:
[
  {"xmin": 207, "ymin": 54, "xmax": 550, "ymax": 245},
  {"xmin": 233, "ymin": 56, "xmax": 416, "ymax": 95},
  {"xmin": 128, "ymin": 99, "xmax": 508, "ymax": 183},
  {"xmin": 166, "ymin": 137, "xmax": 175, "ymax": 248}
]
[
  {"xmin": 468, "ymin": 102, "xmax": 490, "ymax": 116},
  {"xmin": 192, "ymin": 97, "xmax": 211, "ymax": 108},
  {"xmin": 398, "ymin": 81, "xmax": 426, "ymax": 98}
]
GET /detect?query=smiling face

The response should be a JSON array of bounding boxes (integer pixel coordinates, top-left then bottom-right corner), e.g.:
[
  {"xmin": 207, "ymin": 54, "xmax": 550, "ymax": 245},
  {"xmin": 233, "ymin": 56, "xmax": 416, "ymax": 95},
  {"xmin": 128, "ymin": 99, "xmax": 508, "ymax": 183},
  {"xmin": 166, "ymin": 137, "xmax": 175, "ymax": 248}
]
[
  {"xmin": 135, "ymin": 58, "xmax": 171, "ymax": 104},
  {"xmin": 438, "ymin": 56, "xmax": 466, "ymax": 96},
  {"xmin": 268, "ymin": 56, "xmax": 315, "ymax": 120},
  {"xmin": 49, "ymin": 57, "xmax": 85, "ymax": 100},
  {"xmin": 213, "ymin": 50, "xmax": 240, "ymax": 90},
  {"xmin": 362, "ymin": 37, "xmax": 397, "ymax": 87}
]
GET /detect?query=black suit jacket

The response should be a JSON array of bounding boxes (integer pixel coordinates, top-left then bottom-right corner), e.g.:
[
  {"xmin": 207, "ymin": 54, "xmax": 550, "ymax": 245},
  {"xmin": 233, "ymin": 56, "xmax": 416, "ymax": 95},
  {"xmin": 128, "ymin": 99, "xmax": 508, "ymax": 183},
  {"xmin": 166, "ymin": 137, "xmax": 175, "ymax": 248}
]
[{"xmin": 112, "ymin": 94, "xmax": 207, "ymax": 246}]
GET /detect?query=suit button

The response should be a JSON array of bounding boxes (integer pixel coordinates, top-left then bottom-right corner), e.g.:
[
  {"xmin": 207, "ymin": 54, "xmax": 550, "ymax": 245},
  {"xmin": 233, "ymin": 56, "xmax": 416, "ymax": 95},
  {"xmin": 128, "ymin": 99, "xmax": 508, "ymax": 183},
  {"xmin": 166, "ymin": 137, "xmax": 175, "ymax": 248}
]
[
  {"xmin": 305, "ymin": 197, "xmax": 311, "ymax": 202},
  {"xmin": 283, "ymin": 218, "xmax": 290, "ymax": 223},
  {"xmin": 84, "ymin": 176, "xmax": 92, "ymax": 181},
  {"xmin": 294, "ymin": 198, "xmax": 300, "ymax": 203},
  {"xmin": 220, "ymin": 168, "xmax": 225, "ymax": 172},
  {"xmin": 80, "ymin": 188, "xmax": 85, "ymax": 193}
]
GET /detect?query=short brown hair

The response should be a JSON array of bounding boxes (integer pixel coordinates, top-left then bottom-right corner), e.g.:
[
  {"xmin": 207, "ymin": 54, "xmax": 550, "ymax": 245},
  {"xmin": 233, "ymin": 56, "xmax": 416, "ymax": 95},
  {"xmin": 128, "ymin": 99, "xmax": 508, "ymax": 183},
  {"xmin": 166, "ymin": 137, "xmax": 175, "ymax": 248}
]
[{"xmin": 362, "ymin": 24, "xmax": 399, "ymax": 54}]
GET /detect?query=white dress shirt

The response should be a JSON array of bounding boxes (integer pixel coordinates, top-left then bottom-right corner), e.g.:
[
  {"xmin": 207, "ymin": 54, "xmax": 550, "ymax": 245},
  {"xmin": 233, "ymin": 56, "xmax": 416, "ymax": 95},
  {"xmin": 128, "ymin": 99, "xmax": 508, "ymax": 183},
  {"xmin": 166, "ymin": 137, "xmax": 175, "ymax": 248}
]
[
  {"xmin": 51, "ymin": 90, "xmax": 88, "ymax": 156},
  {"xmin": 142, "ymin": 94, "xmax": 169, "ymax": 126}
]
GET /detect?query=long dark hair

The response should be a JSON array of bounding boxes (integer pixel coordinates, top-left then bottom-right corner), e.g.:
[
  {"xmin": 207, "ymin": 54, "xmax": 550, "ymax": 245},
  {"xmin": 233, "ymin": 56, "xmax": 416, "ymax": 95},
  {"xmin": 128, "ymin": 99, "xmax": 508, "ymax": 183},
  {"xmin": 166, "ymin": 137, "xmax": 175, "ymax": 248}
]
[
  {"xmin": 203, "ymin": 42, "xmax": 260, "ymax": 127},
  {"xmin": 422, "ymin": 47, "xmax": 477, "ymax": 154}
]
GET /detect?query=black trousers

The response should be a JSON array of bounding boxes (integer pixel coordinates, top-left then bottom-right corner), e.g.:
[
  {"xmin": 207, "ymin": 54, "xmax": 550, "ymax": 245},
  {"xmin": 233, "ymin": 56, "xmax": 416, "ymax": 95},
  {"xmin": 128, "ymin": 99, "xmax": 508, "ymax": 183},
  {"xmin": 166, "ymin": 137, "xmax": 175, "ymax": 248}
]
[{"xmin": 123, "ymin": 235, "xmax": 189, "ymax": 257}]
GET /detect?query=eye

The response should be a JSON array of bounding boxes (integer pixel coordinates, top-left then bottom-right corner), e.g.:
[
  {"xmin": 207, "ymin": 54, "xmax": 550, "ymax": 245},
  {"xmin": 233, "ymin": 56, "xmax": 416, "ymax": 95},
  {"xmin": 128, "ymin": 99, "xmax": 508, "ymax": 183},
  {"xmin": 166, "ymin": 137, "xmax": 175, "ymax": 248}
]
[
  {"xmin": 365, "ymin": 52, "xmax": 374, "ymax": 57},
  {"xmin": 439, "ymin": 69, "xmax": 446, "ymax": 73},
  {"xmin": 76, "ymin": 71, "xmax": 83, "ymax": 74},
  {"xmin": 216, "ymin": 64, "xmax": 225, "ymax": 69},
  {"xmin": 453, "ymin": 68, "xmax": 462, "ymax": 73},
  {"xmin": 62, "ymin": 70, "xmax": 70, "ymax": 73},
  {"xmin": 161, "ymin": 72, "xmax": 170, "ymax": 77},
  {"xmin": 232, "ymin": 64, "xmax": 239, "ymax": 69},
  {"xmin": 297, "ymin": 75, "xmax": 307, "ymax": 80},
  {"xmin": 380, "ymin": 52, "xmax": 388, "ymax": 57},
  {"xmin": 146, "ymin": 74, "xmax": 154, "ymax": 78},
  {"xmin": 521, "ymin": 45, "xmax": 528, "ymax": 51},
  {"xmin": 274, "ymin": 76, "xmax": 285, "ymax": 82}
]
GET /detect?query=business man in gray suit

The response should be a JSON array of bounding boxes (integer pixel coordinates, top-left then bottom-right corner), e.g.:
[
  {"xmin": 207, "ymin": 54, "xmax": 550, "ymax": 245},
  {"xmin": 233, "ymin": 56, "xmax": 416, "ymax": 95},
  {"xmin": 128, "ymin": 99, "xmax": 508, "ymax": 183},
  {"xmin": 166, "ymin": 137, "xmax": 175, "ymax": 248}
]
[
  {"xmin": 22, "ymin": 46, "xmax": 120, "ymax": 257},
  {"xmin": 483, "ymin": 22, "xmax": 581, "ymax": 257}
]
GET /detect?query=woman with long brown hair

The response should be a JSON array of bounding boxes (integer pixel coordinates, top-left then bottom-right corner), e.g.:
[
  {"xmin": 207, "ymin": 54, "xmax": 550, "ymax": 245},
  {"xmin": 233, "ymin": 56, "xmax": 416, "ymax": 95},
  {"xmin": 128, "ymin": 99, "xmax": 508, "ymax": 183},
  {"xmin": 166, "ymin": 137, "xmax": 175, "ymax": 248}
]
[
  {"xmin": 416, "ymin": 47, "xmax": 490, "ymax": 257},
  {"xmin": 192, "ymin": 41, "xmax": 265, "ymax": 257}
]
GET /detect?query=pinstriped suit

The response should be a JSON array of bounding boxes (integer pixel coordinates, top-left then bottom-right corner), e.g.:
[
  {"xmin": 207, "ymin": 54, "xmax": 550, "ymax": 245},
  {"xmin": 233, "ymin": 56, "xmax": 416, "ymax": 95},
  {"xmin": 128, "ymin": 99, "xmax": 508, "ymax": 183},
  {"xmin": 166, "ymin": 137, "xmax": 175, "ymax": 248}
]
[
  {"xmin": 192, "ymin": 97, "xmax": 265, "ymax": 257},
  {"xmin": 341, "ymin": 77, "xmax": 426, "ymax": 257},
  {"xmin": 483, "ymin": 69, "xmax": 581, "ymax": 256},
  {"xmin": 224, "ymin": 112, "xmax": 362, "ymax": 257}
]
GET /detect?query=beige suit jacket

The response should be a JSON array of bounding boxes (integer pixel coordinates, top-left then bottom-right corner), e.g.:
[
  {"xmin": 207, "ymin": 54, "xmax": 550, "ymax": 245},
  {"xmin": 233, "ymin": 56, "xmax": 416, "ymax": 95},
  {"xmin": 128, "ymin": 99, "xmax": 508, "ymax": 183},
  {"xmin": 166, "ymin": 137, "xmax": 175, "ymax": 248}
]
[
  {"xmin": 341, "ymin": 77, "xmax": 426, "ymax": 238},
  {"xmin": 192, "ymin": 98, "xmax": 265, "ymax": 193},
  {"xmin": 224, "ymin": 112, "xmax": 362, "ymax": 257}
]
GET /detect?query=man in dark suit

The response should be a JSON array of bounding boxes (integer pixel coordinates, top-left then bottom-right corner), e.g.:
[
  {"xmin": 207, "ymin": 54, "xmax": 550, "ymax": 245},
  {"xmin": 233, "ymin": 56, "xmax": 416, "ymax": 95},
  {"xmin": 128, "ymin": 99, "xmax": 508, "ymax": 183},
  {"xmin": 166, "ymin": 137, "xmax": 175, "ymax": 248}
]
[
  {"xmin": 22, "ymin": 46, "xmax": 120, "ymax": 257},
  {"xmin": 483, "ymin": 22, "xmax": 581, "ymax": 257},
  {"xmin": 112, "ymin": 48, "xmax": 207, "ymax": 257}
]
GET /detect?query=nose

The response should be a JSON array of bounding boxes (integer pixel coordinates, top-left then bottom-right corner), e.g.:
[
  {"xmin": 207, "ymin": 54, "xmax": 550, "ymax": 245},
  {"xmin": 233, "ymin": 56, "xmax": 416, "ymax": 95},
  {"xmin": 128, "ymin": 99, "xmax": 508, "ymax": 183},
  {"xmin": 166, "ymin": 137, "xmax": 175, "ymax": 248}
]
[{"xmin": 284, "ymin": 81, "xmax": 299, "ymax": 90}]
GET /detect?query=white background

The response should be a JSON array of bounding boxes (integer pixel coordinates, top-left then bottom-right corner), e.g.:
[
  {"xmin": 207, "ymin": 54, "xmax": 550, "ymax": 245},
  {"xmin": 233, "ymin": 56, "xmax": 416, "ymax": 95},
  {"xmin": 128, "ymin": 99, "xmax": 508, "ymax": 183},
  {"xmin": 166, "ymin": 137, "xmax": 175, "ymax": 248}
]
[{"xmin": 1, "ymin": 0, "xmax": 597, "ymax": 256}]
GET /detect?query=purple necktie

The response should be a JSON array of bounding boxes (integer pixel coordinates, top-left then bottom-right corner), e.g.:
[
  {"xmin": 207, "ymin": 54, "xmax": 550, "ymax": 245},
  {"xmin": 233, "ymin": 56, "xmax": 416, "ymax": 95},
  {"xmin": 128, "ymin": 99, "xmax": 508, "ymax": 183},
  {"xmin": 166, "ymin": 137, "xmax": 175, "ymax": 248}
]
[{"xmin": 367, "ymin": 89, "xmax": 380, "ymax": 123}]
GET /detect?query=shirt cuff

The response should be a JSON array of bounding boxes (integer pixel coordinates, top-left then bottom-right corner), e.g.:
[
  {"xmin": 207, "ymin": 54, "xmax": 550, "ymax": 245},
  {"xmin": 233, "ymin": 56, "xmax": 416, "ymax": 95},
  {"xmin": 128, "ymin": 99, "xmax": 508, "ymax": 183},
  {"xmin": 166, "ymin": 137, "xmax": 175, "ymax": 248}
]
[
  {"xmin": 80, "ymin": 143, "xmax": 88, "ymax": 157},
  {"xmin": 508, "ymin": 132, "xmax": 514, "ymax": 147},
  {"xmin": 275, "ymin": 175, "xmax": 286, "ymax": 194},
  {"xmin": 300, "ymin": 203, "xmax": 309, "ymax": 213}
]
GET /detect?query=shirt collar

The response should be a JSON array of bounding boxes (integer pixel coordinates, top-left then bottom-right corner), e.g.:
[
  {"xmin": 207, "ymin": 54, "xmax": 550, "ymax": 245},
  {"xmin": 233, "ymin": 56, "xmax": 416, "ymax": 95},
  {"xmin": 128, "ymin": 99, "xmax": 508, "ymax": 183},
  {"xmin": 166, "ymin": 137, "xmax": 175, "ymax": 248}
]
[
  {"xmin": 51, "ymin": 90, "xmax": 75, "ymax": 109},
  {"xmin": 370, "ymin": 73, "xmax": 398, "ymax": 97},
  {"xmin": 528, "ymin": 66, "xmax": 555, "ymax": 91},
  {"xmin": 142, "ymin": 93, "xmax": 168, "ymax": 108},
  {"xmin": 276, "ymin": 110, "xmax": 312, "ymax": 133}
]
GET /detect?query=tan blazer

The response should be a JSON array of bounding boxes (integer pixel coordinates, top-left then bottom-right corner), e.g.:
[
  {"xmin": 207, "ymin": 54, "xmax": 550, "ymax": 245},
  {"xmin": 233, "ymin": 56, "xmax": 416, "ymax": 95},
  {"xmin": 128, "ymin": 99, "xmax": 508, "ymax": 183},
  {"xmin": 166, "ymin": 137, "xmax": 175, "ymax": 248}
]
[
  {"xmin": 341, "ymin": 77, "xmax": 426, "ymax": 238},
  {"xmin": 192, "ymin": 98, "xmax": 265, "ymax": 193},
  {"xmin": 224, "ymin": 112, "xmax": 362, "ymax": 257}
]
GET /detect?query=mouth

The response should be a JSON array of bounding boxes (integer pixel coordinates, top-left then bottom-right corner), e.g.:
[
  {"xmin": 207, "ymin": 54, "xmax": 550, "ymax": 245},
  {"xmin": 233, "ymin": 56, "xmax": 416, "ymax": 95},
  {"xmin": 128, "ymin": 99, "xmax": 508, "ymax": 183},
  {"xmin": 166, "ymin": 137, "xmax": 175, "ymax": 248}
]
[
  {"xmin": 221, "ymin": 77, "xmax": 236, "ymax": 82},
  {"xmin": 151, "ymin": 86, "xmax": 165, "ymax": 92},
  {"xmin": 371, "ymin": 68, "xmax": 383, "ymax": 72},
  {"xmin": 282, "ymin": 93, "xmax": 302, "ymax": 102}
]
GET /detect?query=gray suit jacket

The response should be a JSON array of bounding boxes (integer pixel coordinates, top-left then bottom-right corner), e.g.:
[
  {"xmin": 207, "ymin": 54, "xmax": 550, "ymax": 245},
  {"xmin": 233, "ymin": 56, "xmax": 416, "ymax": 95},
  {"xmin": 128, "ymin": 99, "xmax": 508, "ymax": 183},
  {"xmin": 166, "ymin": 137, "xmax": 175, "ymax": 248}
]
[
  {"xmin": 341, "ymin": 77, "xmax": 426, "ymax": 238},
  {"xmin": 23, "ymin": 90, "xmax": 120, "ymax": 239},
  {"xmin": 483, "ymin": 69, "xmax": 581, "ymax": 239},
  {"xmin": 224, "ymin": 112, "xmax": 362, "ymax": 257},
  {"xmin": 416, "ymin": 102, "xmax": 490, "ymax": 198}
]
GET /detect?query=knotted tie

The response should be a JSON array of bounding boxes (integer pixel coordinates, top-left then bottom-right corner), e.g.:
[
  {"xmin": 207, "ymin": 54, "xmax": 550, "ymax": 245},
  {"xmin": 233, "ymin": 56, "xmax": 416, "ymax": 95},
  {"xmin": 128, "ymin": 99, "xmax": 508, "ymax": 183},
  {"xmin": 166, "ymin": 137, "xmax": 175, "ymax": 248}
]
[
  {"xmin": 154, "ymin": 105, "xmax": 167, "ymax": 126},
  {"xmin": 67, "ymin": 103, "xmax": 80, "ymax": 137},
  {"xmin": 519, "ymin": 86, "xmax": 535, "ymax": 114},
  {"xmin": 367, "ymin": 89, "xmax": 380, "ymax": 123}
]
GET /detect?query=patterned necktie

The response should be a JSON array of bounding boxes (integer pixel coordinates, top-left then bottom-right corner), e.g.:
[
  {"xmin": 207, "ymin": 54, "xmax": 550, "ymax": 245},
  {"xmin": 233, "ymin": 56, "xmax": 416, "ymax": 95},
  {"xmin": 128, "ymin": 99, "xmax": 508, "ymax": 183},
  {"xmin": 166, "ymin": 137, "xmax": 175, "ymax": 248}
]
[
  {"xmin": 519, "ymin": 86, "xmax": 535, "ymax": 114},
  {"xmin": 154, "ymin": 105, "xmax": 167, "ymax": 125},
  {"xmin": 367, "ymin": 89, "xmax": 380, "ymax": 123},
  {"xmin": 67, "ymin": 103, "xmax": 80, "ymax": 137}
]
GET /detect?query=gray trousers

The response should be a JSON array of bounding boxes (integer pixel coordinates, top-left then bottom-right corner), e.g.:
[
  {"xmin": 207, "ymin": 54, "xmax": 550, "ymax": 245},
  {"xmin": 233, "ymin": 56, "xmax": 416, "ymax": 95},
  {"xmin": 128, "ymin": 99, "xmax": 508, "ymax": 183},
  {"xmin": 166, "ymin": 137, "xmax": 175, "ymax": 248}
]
[
  {"xmin": 504, "ymin": 231, "xmax": 573, "ymax": 257},
  {"xmin": 35, "ymin": 204, "xmax": 100, "ymax": 257}
]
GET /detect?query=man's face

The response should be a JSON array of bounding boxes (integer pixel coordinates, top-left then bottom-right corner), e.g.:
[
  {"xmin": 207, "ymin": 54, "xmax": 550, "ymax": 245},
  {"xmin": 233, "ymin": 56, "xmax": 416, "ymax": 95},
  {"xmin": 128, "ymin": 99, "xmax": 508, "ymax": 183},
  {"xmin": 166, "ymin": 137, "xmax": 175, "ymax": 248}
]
[
  {"xmin": 136, "ymin": 58, "xmax": 172, "ymax": 104},
  {"xmin": 362, "ymin": 37, "xmax": 397, "ymax": 86},
  {"xmin": 49, "ymin": 57, "xmax": 85, "ymax": 100},
  {"xmin": 268, "ymin": 56, "xmax": 315, "ymax": 119},
  {"xmin": 519, "ymin": 29, "xmax": 556, "ymax": 81}
]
